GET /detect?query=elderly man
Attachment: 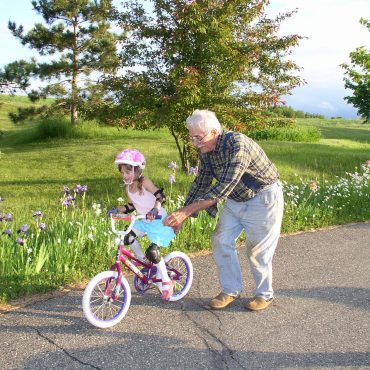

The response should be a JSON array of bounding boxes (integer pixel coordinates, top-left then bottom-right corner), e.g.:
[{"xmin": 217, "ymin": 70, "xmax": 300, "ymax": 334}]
[{"xmin": 164, "ymin": 109, "xmax": 284, "ymax": 311}]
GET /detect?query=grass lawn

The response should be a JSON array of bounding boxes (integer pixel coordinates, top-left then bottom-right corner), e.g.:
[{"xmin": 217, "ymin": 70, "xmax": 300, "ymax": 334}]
[
  {"xmin": 1, "ymin": 95, "xmax": 369, "ymax": 217},
  {"xmin": 0, "ymin": 95, "xmax": 369, "ymax": 302}
]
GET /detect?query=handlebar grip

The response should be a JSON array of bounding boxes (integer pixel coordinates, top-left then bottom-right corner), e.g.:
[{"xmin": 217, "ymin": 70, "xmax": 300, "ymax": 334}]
[
  {"xmin": 111, "ymin": 214, "xmax": 132, "ymax": 221},
  {"xmin": 146, "ymin": 215, "xmax": 162, "ymax": 220}
]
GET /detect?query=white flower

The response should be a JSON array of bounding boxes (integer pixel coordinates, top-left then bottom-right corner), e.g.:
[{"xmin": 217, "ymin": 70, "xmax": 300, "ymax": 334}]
[
  {"xmin": 168, "ymin": 161, "xmax": 178, "ymax": 170},
  {"xmin": 57, "ymin": 238, "xmax": 61, "ymax": 244},
  {"xmin": 189, "ymin": 166, "xmax": 198, "ymax": 176},
  {"xmin": 117, "ymin": 197, "xmax": 124, "ymax": 203},
  {"xmin": 67, "ymin": 238, "xmax": 72, "ymax": 245},
  {"xmin": 27, "ymin": 248, "xmax": 33, "ymax": 254}
]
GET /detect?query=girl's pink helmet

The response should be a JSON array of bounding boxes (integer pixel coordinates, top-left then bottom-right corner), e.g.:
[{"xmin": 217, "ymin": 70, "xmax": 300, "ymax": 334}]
[{"xmin": 115, "ymin": 149, "xmax": 146, "ymax": 169}]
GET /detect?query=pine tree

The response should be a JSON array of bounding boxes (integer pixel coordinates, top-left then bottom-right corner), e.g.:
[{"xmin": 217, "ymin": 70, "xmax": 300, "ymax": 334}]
[{"xmin": 6, "ymin": 0, "xmax": 121, "ymax": 124}]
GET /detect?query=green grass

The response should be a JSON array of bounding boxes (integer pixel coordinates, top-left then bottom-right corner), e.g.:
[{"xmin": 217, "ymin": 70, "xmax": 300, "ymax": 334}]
[{"xmin": 0, "ymin": 95, "xmax": 369, "ymax": 302}]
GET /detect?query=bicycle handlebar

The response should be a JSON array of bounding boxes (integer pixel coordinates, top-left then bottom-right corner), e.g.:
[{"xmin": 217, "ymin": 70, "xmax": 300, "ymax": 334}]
[{"xmin": 110, "ymin": 213, "xmax": 162, "ymax": 236}]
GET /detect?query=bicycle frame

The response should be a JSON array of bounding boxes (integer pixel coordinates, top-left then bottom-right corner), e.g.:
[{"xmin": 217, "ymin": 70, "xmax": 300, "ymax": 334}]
[
  {"xmin": 82, "ymin": 213, "xmax": 194, "ymax": 328},
  {"xmin": 110, "ymin": 244, "xmax": 159, "ymax": 287},
  {"xmin": 108, "ymin": 213, "xmax": 180, "ymax": 291}
]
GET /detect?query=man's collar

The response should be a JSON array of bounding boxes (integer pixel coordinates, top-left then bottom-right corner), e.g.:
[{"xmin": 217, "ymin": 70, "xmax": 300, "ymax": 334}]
[{"xmin": 213, "ymin": 130, "xmax": 226, "ymax": 153}]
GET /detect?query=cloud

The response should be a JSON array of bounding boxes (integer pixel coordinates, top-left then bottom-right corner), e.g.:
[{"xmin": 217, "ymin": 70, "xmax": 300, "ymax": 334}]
[
  {"xmin": 318, "ymin": 101, "xmax": 335, "ymax": 112},
  {"xmin": 266, "ymin": 0, "xmax": 369, "ymax": 118}
]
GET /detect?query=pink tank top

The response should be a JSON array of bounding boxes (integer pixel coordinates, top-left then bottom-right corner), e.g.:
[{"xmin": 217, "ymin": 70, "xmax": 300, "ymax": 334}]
[{"xmin": 127, "ymin": 187, "xmax": 166, "ymax": 216}]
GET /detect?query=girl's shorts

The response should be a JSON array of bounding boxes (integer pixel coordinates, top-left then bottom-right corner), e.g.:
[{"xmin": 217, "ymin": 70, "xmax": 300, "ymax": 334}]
[{"xmin": 132, "ymin": 217, "xmax": 175, "ymax": 247}]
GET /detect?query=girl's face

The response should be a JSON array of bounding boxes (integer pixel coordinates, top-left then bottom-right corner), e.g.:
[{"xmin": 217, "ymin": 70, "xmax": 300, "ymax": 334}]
[{"xmin": 120, "ymin": 165, "xmax": 137, "ymax": 185}]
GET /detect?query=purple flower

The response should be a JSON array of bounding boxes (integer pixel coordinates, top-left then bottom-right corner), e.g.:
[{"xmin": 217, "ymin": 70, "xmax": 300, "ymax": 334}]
[
  {"xmin": 189, "ymin": 166, "xmax": 198, "ymax": 176},
  {"xmin": 168, "ymin": 174, "xmax": 176, "ymax": 184},
  {"xmin": 74, "ymin": 184, "xmax": 87, "ymax": 194},
  {"xmin": 16, "ymin": 237, "xmax": 24, "ymax": 246},
  {"xmin": 62, "ymin": 200, "xmax": 73, "ymax": 207},
  {"xmin": 39, "ymin": 223, "xmax": 46, "ymax": 231},
  {"xmin": 168, "ymin": 161, "xmax": 178, "ymax": 170},
  {"xmin": 3, "ymin": 228, "xmax": 11, "ymax": 236},
  {"xmin": 5, "ymin": 213, "xmax": 12, "ymax": 222},
  {"xmin": 32, "ymin": 210, "xmax": 43, "ymax": 218},
  {"xmin": 63, "ymin": 186, "xmax": 71, "ymax": 195},
  {"xmin": 17, "ymin": 224, "xmax": 28, "ymax": 234}
]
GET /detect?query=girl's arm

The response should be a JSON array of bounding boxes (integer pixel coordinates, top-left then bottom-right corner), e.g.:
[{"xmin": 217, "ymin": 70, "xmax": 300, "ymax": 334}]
[
  {"xmin": 143, "ymin": 177, "xmax": 165, "ymax": 219},
  {"xmin": 117, "ymin": 194, "xmax": 135, "ymax": 213}
]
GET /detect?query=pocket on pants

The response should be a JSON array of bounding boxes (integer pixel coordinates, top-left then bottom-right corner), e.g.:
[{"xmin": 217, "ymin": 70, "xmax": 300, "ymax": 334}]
[{"xmin": 259, "ymin": 190, "xmax": 276, "ymax": 206}]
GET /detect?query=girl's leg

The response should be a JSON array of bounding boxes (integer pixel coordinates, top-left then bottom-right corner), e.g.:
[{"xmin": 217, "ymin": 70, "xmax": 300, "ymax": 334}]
[
  {"xmin": 155, "ymin": 257, "xmax": 173, "ymax": 300},
  {"xmin": 129, "ymin": 228, "xmax": 146, "ymax": 259},
  {"xmin": 130, "ymin": 240, "xmax": 145, "ymax": 260}
]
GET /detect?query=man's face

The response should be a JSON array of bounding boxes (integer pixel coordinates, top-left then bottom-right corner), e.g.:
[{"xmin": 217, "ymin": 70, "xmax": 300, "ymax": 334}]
[{"xmin": 188, "ymin": 127, "xmax": 218, "ymax": 153}]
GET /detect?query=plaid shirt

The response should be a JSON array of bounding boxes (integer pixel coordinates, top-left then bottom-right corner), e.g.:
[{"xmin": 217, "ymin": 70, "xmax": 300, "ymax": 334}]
[{"xmin": 184, "ymin": 130, "xmax": 279, "ymax": 217}]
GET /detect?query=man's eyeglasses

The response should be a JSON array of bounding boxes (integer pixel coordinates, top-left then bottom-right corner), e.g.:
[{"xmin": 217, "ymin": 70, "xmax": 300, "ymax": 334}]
[{"xmin": 188, "ymin": 132, "xmax": 209, "ymax": 143}]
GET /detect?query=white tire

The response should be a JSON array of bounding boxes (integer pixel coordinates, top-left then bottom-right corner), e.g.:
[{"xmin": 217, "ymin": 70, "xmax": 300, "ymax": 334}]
[
  {"xmin": 164, "ymin": 251, "xmax": 193, "ymax": 302},
  {"xmin": 82, "ymin": 270, "xmax": 131, "ymax": 328}
]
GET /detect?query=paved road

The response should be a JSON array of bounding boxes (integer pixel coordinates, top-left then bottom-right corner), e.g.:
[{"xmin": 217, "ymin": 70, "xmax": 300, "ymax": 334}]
[{"xmin": 1, "ymin": 222, "xmax": 370, "ymax": 370}]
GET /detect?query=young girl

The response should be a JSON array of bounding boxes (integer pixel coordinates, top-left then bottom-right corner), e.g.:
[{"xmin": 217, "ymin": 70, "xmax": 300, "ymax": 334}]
[{"xmin": 110, "ymin": 149, "xmax": 176, "ymax": 301}]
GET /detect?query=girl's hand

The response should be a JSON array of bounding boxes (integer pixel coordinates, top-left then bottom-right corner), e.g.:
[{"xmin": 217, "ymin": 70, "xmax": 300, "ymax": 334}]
[
  {"xmin": 107, "ymin": 207, "xmax": 118, "ymax": 216},
  {"xmin": 146, "ymin": 207, "xmax": 159, "ymax": 220}
]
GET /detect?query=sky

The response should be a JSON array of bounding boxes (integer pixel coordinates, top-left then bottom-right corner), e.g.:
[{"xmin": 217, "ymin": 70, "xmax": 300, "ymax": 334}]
[{"xmin": 0, "ymin": 0, "xmax": 369, "ymax": 118}]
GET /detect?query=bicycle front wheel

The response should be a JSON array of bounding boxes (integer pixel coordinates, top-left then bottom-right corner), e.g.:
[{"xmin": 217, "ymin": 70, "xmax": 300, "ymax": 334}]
[
  {"xmin": 164, "ymin": 251, "xmax": 193, "ymax": 302},
  {"xmin": 82, "ymin": 270, "xmax": 131, "ymax": 328}
]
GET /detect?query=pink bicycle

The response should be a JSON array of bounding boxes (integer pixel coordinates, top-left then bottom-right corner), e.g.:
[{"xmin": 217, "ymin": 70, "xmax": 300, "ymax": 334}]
[{"xmin": 82, "ymin": 214, "xmax": 193, "ymax": 328}]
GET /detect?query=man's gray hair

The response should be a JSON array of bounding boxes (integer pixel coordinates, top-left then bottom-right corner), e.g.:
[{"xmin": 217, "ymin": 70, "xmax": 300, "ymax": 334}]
[{"xmin": 186, "ymin": 109, "xmax": 222, "ymax": 133}]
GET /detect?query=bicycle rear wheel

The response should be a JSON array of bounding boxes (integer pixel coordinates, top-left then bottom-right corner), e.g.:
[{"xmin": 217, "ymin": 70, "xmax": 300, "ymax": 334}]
[
  {"xmin": 82, "ymin": 270, "xmax": 131, "ymax": 328},
  {"xmin": 164, "ymin": 251, "xmax": 193, "ymax": 302}
]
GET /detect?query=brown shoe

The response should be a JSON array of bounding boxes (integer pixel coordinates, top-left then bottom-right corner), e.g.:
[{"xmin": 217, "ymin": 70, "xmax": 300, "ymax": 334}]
[
  {"xmin": 245, "ymin": 296, "xmax": 273, "ymax": 311},
  {"xmin": 208, "ymin": 292, "xmax": 239, "ymax": 310}
]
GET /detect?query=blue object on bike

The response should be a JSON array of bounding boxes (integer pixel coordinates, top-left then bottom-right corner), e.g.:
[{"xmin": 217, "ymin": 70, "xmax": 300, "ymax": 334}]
[{"xmin": 133, "ymin": 216, "xmax": 174, "ymax": 247}]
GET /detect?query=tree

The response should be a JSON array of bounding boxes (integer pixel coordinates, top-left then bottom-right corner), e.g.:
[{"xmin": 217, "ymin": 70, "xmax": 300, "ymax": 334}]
[
  {"xmin": 103, "ymin": 0, "xmax": 304, "ymax": 170},
  {"xmin": 0, "ymin": 59, "xmax": 36, "ymax": 95},
  {"xmin": 341, "ymin": 18, "xmax": 370, "ymax": 123},
  {"xmin": 5, "ymin": 0, "xmax": 121, "ymax": 124}
]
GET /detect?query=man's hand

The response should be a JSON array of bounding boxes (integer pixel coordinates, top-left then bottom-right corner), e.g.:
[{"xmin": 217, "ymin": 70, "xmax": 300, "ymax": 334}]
[
  {"xmin": 163, "ymin": 209, "xmax": 189, "ymax": 228},
  {"xmin": 164, "ymin": 199, "xmax": 217, "ymax": 228}
]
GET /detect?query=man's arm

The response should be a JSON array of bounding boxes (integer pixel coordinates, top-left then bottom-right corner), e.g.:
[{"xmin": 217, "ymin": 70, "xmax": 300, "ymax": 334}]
[{"xmin": 163, "ymin": 198, "xmax": 218, "ymax": 230}]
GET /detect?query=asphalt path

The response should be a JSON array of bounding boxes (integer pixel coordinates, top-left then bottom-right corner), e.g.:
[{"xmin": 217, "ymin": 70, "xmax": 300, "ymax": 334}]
[{"xmin": 1, "ymin": 222, "xmax": 370, "ymax": 370}]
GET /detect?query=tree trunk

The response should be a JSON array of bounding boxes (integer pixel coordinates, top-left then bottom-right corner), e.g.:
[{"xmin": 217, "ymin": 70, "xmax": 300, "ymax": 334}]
[
  {"xmin": 71, "ymin": 17, "xmax": 79, "ymax": 125},
  {"xmin": 170, "ymin": 128, "xmax": 189, "ymax": 172}
]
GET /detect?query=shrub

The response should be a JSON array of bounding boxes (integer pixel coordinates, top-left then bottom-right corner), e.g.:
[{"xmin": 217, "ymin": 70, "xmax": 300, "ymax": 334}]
[
  {"xmin": 35, "ymin": 116, "xmax": 72, "ymax": 139},
  {"xmin": 34, "ymin": 117, "xmax": 110, "ymax": 141},
  {"xmin": 248, "ymin": 126, "xmax": 321, "ymax": 142}
]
